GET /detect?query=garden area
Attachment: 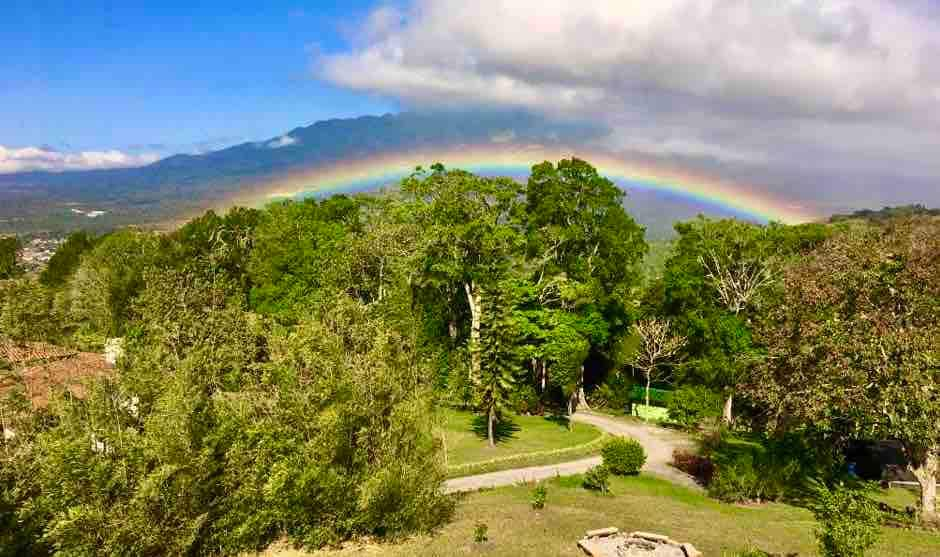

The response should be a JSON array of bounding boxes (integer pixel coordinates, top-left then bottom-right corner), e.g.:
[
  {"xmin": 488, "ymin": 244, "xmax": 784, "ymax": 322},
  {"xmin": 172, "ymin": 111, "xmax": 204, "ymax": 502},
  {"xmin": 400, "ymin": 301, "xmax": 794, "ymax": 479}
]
[{"xmin": 440, "ymin": 408, "xmax": 605, "ymax": 477}]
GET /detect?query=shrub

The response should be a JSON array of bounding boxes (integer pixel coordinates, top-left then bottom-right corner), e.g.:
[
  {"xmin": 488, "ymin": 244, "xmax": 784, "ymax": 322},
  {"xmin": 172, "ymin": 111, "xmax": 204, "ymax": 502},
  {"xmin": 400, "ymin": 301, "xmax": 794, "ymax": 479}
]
[
  {"xmin": 813, "ymin": 484, "xmax": 881, "ymax": 557},
  {"xmin": 707, "ymin": 450, "xmax": 799, "ymax": 503},
  {"xmin": 531, "ymin": 483, "xmax": 547, "ymax": 510},
  {"xmin": 473, "ymin": 522, "xmax": 489, "ymax": 543},
  {"xmin": 510, "ymin": 383, "xmax": 541, "ymax": 415},
  {"xmin": 671, "ymin": 449, "xmax": 715, "ymax": 485},
  {"xmin": 703, "ymin": 434, "xmax": 805, "ymax": 503},
  {"xmin": 588, "ymin": 373, "xmax": 633, "ymax": 410},
  {"xmin": 602, "ymin": 437, "xmax": 646, "ymax": 475},
  {"xmin": 666, "ymin": 385, "xmax": 722, "ymax": 429},
  {"xmin": 582, "ymin": 465, "xmax": 610, "ymax": 493},
  {"xmin": 3, "ymin": 297, "xmax": 454, "ymax": 555}
]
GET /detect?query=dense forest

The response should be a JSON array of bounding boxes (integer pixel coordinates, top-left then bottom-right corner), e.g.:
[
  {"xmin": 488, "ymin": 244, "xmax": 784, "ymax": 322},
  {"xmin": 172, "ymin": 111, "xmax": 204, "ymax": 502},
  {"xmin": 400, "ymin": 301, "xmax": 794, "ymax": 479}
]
[{"xmin": 1, "ymin": 159, "xmax": 938, "ymax": 555}]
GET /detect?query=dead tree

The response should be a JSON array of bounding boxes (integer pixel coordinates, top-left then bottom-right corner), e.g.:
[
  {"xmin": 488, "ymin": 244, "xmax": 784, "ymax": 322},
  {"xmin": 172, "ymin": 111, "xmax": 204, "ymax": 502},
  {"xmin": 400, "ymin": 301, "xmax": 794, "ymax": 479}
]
[{"xmin": 628, "ymin": 319, "xmax": 686, "ymax": 413}]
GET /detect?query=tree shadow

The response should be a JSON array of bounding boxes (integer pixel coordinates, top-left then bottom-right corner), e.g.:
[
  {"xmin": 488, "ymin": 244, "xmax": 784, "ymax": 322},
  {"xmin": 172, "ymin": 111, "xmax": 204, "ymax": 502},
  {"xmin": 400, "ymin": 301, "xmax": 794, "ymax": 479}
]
[
  {"xmin": 543, "ymin": 413, "xmax": 571, "ymax": 429},
  {"xmin": 470, "ymin": 414, "xmax": 521, "ymax": 444}
]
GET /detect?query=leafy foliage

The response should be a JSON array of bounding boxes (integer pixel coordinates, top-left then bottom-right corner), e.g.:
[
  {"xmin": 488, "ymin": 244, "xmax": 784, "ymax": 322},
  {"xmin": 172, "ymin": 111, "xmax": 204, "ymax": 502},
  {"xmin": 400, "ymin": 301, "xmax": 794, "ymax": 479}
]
[
  {"xmin": 601, "ymin": 437, "xmax": 646, "ymax": 475},
  {"xmin": 667, "ymin": 385, "xmax": 722, "ymax": 429},
  {"xmin": 39, "ymin": 231, "xmax": 96, "ymax": 288},
  {"xmin": 747, "ymin": 217, "xmax": 940, "ymax": 520},
  {"xmin": 2, "ymin": 284, "xmax": 450, "ymax": 554},
  {"xmin": 0, "ymin": 279, "xmax": 60, "ymax": 341},
  {"xmin": 813, "ymin": 484, "xmax": 882, "ymax": 557},
  {"xmin": 530, "ymin": 483, "xmax": 547, "ymax": 510},
  {"xmin": 582, "ymin": 465, "xmax": 610, "ymax": 492},
  {"xmin": 0, "ymin": 236, "xmax": 19, "ymax": 280}
]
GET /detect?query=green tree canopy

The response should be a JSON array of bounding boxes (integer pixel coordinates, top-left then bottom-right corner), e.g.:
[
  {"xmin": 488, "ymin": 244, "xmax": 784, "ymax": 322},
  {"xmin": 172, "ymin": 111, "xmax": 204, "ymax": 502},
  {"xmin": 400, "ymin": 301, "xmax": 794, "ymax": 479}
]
[
  {"xmin": 748, "ymin": 217, "xmax": 940, "ymax": 522},
  {"xmin": 39, "ymin": 231, "xmax": 96, "ymax": 288}
]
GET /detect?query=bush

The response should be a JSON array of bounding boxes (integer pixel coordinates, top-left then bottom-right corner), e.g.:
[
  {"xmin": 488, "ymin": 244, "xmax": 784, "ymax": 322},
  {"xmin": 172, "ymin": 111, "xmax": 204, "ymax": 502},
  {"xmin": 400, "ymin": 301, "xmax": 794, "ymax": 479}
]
[
  {"xmin": 3, "ymin": 297, "xmax": 453, "ymax": 555},
  {"xmin": 671, "ymin": 449, "xmax": 715, "ymax": 485},
  {"xmin": 531, "ymin": 483, "xmax": 547, "ymax": 510},
  {"xmin": 602, "ymin": 437, "xmax": 646, "ymax": 475},
  {"xmin": 813, "ymin": 484, "xmax": 881, "ymax": 557},
  {"xmin": 473, "ymin": 522, "xmax": 489, "ymax": 543},
  {"xmin": 583, "ymin": 465, "xmax": 610, "ymax": 493},
  {"xmin": 510, "ymin": 383, "xmax": 541, "ymax": 415},
  {"xmin": 707, "ymin": 451, "xmax": 798, "ymax": 503},
  {"xmin": 589, "ymin": 373, "xmax": 633, "ymax": 410},
  {"xmin": 667, "ymin": 385, "xmax": 722, "ymax": 429}
]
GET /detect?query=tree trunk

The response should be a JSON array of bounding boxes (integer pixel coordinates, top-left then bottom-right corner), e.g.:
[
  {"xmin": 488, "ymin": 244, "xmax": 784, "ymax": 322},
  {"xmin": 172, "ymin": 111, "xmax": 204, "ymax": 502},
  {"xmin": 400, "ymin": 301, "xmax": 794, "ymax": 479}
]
[
  {"xmin": 575, "ymin": 365, "xmax": 590, "ymax": 411},
  {"xmin": 448, "ymin": 319, "xmax": 457, "ymax": 339},
  {"xmin": 465, "ymin": 282, "xmax": 482, "ymax": 380},
  {"xmin": 645, "ymin": 371, "xmax": 652, "ymax": 409},
  {"xmin": 487, "ymin": 405, "xmax": 496, "ymax": 448},
  {"xmin": 910, "ymin": 448, "xmax": 939, "ymax": 524},
  {"xmin": 541, "ymin": 361, "xmax": 547, "ymax": 391},
  {"xmin": 723, "ymin": 391, "xmax": 734, "ymax": 425}
]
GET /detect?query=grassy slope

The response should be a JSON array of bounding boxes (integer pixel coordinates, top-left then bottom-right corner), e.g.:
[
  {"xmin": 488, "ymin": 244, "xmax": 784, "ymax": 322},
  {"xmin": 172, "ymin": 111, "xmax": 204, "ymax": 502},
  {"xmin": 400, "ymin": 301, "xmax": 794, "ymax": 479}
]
[
  {"xmin": 285, "ymin": 475, "xmax": 940, "ymax": 557},
  {"xmin": 441, "ymin": 409, "xmax": 602, "ymax": 468}
]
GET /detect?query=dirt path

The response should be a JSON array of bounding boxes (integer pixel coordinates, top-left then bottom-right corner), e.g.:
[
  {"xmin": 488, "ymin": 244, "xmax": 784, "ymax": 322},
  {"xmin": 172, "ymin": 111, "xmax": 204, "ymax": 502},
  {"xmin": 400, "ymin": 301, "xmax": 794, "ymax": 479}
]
[{"xmin": 443, "ymin": 411, "xmax": 700, "ymax": 493}]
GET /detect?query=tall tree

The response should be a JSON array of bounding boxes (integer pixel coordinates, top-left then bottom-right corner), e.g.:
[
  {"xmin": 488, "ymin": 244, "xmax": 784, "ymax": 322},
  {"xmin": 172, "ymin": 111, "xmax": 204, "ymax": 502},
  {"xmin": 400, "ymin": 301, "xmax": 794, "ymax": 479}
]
[
  {"xmin": 40, "ymin": 231, "xmax": 96, "ymax": 288},
  {"xmin": 748, "ymin": 218, "xmax": 940, "ymax": 523},
  {"xmin": 64, "ymin": 229, "xmax": 162, "ymax": 336},
  {"xmin": 526, "ymin": 158, "xmax": 646, "ymax": 289},
  {"xmin": 650, "ymin": 218, "xmax": 829, "ymax": 424},
  {"xmin": 248, "ymin": 196, "xmax": 360, "ymax": 319},
  {"xmin": 476, "ymin": 284, "xmax": 519, "ymax": 447},
  {"xmin": 403, "ymin": 165, "xmax": 524, "ymax": 381},
  {"xmin": 524, "ymin": 158, "xmax": 647, "ymax": 409}
]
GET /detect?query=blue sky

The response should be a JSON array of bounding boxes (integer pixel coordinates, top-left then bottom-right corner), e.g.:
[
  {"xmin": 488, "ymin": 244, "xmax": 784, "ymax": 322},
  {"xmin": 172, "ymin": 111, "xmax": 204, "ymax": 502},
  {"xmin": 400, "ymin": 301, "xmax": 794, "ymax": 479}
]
[
  {"xmin": 2, "ymin": 0, "xmax": 939, "ymax": 210},
  {"xmin": 1, "ymin": 1, "xmax": 395, "ymax": 154}
]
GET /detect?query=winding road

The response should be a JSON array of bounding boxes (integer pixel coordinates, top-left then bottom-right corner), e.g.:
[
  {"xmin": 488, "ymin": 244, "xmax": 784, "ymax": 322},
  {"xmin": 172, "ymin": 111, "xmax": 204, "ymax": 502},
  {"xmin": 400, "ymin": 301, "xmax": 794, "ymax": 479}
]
[{"xmin": 444, "ymin": 411, "xmax": 701, "ymax": 493}]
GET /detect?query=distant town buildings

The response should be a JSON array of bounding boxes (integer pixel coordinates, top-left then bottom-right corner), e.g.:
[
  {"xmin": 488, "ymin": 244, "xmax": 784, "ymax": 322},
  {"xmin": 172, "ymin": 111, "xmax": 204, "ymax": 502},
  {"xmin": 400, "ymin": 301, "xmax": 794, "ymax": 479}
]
[{"xmin": 18, "ymin": 236, "xmax": 65, "ymax": 272}]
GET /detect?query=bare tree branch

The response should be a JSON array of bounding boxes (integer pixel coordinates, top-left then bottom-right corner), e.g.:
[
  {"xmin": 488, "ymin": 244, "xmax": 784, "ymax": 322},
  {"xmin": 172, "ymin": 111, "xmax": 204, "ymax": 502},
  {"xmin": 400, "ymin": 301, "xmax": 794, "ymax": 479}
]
[{"xmin": 700, "ymin": 250, "xmax": 775, "ymax": 314}]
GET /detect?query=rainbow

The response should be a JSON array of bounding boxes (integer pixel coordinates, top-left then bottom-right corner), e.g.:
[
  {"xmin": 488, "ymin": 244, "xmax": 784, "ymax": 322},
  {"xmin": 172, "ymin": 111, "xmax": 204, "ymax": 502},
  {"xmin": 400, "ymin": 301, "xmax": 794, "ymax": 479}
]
[{"xmin": 226, "ymin": 144, "xmax": 819, "ymax": 224}]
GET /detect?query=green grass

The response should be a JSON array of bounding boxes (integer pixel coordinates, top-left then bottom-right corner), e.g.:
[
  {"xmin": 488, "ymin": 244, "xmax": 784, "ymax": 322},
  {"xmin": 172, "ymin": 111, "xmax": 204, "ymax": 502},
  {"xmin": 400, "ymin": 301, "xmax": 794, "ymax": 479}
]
[
  {"xmin": 290, "ymin": 474, "xmax": 940, "ymax": 557},
  {"xmin": 439, "ymin": 409, "xmax": 603, "ymax": 476},
  {"xmin": 874, "ymin": 486, "xmax": 920, "ymax": 510}
]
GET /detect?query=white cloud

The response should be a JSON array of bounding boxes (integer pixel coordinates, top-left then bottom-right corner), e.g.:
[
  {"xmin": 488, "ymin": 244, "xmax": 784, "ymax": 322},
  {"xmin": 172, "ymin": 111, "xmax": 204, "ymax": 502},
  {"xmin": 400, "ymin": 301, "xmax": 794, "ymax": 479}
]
[
  {"xmin": 321, "ymin": 0, "xmax": 940, "ymax": 181},
  {"xmin": 266, "ymin": 135, "xmax": 298, "ymax": 149},
  {"xmin": 0, "ymin": 145, "xmax": 160, "ymax": 174}
]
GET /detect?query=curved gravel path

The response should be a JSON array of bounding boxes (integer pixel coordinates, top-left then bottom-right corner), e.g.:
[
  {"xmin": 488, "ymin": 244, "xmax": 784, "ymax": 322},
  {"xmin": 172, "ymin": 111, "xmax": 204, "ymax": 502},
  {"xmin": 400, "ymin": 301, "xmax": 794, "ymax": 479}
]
[{"xmin": 444, "ymin": 411, "xmax": 700, "ymax": 493}]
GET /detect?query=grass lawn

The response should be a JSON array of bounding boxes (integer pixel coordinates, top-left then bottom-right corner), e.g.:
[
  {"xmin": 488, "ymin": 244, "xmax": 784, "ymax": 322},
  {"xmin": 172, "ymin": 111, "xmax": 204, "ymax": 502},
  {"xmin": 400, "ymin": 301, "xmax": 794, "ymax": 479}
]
[
  {"xmin": 288, "ymin": 474, "xmax": 940, "ymax": 557},
  {"xmin": 440, "ymin": 409, "xmax": 602, "ymax": 474}
]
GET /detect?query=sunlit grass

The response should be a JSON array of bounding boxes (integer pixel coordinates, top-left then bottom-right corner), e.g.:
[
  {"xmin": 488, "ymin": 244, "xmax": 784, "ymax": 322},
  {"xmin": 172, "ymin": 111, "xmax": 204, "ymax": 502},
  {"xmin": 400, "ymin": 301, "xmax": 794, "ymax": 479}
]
[
  {"xmin": 439, "ymin": 408, "xmax": 601, "ymax": 468},
  {"xmin": 287, "ymin": 474, "xmax": 940, "ymax": 557}
]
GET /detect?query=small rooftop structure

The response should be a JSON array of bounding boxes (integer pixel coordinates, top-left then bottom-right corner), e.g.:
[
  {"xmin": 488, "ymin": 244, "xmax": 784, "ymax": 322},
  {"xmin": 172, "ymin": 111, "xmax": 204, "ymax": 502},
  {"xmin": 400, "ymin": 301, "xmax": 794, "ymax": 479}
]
[{"xmin": 1, "ymin": 341, "xmax": 113, "ymax": 409}]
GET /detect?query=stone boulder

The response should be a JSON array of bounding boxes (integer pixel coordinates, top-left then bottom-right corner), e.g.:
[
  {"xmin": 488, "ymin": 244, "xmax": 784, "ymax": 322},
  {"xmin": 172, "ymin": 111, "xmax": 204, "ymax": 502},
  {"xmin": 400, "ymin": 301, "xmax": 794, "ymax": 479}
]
[{"xmin": 578, "ymin": 528, "xmax": 701, "ymax": 557}]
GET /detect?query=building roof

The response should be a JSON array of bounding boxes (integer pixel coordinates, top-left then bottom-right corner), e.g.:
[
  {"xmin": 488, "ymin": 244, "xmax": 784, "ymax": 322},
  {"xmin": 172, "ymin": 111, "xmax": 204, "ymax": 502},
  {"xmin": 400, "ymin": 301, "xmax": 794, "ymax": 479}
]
[{"xmin": 0, "ymin": 342, "xmax": 113, "ymax": 409}]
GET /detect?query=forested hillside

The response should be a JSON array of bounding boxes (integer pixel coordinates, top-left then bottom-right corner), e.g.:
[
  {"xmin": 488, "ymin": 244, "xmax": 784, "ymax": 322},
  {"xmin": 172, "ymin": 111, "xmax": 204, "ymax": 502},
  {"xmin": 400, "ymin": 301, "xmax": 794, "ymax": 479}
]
[{"xmin": 1, "ymin": 159, "xmax": 938, "ymax": 555}]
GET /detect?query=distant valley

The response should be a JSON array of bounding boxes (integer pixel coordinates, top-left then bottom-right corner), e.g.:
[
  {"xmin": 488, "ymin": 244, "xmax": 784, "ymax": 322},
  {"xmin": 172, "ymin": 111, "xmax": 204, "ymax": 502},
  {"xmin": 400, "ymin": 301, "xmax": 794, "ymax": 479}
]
[{"xmin": 0, "ymin": 111, "xmax": 817, "ymax": 239}]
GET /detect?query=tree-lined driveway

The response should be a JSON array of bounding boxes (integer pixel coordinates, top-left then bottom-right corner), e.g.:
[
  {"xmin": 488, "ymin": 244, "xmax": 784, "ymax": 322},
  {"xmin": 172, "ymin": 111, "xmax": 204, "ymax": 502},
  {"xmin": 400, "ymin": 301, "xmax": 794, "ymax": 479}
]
[{"xmin": 444, "ymin": 411, "xmax": 700, "ymax": 493}]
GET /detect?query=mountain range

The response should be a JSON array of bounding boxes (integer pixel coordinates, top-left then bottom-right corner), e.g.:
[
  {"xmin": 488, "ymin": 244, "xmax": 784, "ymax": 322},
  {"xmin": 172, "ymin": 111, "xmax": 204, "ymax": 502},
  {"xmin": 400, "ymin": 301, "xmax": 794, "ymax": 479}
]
[
  {"xmin": 1, "ymin": 111, "xmax": 610, "ymax": 234},
  {"xmin": 0, "ymin": 111, "xmax": 829, "ymax": 238}
]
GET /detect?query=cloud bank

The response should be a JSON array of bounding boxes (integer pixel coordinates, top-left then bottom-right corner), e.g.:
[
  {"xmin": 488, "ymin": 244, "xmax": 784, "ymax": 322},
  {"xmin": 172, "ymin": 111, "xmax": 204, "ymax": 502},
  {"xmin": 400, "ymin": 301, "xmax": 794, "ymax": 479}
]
[
  {"xmin": 0, "ymin": 145, "xmax": 160, "ymax": 174},
  {"xmin": 322, "ymin": 0, "xmax": 940, "ymax": 208}
]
